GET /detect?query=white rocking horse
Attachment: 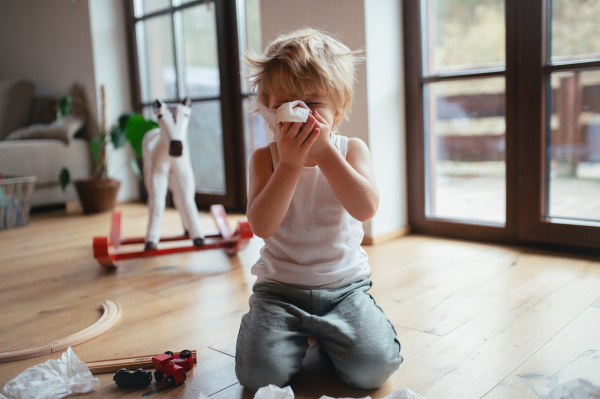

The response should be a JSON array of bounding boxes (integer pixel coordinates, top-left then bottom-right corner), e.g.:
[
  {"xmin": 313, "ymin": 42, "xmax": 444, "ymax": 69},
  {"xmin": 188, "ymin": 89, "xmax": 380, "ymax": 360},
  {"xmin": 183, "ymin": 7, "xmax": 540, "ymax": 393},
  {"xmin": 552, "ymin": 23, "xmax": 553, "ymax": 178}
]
[{"xmin": 142, "ymin": 97, "xmax": 204, "ymax": 250}]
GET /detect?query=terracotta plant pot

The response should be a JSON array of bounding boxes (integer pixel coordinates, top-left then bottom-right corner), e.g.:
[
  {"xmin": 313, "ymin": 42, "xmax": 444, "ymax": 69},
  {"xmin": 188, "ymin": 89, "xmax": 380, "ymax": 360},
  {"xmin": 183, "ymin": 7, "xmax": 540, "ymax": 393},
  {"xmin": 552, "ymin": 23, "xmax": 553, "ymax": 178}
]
[{"xmin": 74, "ymin": 178, "xmax": 120, "ymax": 214}]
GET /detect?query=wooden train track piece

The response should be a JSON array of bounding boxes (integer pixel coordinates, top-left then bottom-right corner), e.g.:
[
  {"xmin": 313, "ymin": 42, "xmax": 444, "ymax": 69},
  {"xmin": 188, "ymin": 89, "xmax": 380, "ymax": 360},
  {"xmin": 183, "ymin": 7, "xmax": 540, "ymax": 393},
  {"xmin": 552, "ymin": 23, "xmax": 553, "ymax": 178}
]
[
  {"xmin": 49, "ymin": 300, "xmax": 121, "ymax": 352},
  {"xmin": 0, "ymin": 300, "xmax": 121, "ymax": 363},
  {"xmin": 86, "ymin": 350, "xmax": 197, "ymax": 374},
  {"xmin": 93, "ymin": 205, "xmax": 253, "ymax": 267}
]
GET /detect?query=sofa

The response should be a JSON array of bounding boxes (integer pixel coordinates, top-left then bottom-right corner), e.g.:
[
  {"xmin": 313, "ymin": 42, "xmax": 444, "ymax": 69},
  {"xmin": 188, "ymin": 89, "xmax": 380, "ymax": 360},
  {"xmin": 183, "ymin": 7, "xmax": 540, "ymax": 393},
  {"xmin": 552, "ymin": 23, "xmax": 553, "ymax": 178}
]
[{"xmin": 0, "ymin": 79, "xmax": 93, "ymax": 207}]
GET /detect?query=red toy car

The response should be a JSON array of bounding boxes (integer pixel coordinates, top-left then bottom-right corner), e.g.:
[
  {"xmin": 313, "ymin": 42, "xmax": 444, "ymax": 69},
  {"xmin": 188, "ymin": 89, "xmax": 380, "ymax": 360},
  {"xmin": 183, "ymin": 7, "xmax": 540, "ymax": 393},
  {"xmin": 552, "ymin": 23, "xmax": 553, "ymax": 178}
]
[
  {"xmin": 152, "ymin": 352, "xmax": 189, "ymax": 386},
  {"xmin": 165, "ymin": 350, "xmax": 194, "ymax": 371}
]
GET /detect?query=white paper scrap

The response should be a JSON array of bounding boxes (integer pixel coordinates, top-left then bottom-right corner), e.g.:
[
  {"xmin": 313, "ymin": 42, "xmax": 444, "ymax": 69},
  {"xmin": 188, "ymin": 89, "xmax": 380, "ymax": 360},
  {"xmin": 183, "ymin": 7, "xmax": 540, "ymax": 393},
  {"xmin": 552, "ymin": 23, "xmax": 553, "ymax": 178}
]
[
  {"xmin": 0, "ymin": 347, "xmax": 100, "ymax": 399},
  {"xmin": 253, "ymin": 384, "xmax": 425, "ymax": 399},
  {"xmin": 527, "ymin": 378, "xmax": 600, "ymax": 399},
  {"xmin": 319, "ymin": 387, "xmax": 425, "ymax": 399},
  {"xmin": 254, "ymin": 384, "xmax": 295, "ymax": 399}
]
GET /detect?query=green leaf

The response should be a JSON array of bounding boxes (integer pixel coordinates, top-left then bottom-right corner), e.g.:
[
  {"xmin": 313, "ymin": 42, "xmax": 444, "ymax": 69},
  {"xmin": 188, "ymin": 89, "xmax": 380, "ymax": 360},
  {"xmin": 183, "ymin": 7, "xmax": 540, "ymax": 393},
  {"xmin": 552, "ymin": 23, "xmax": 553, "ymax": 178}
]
[
  {"xmin": 90, "ymin": 137, "xmax": 100, "ymax": 163},
  {"xmin": 110, "ymin": 112, "xmax": 133, "ymax": 149},
  {"xmin": 129, "ymin": 158, "xmax": 143, "ymax": 182},
  {"xmin": 57, "ymin": 96, "xmax": 72, "ymax": 122},
  {"xmin": 110, "ymin": 125, "xmax": 128, "ymax": 149},
  {"xmin": 126, "ymin": 114, "xmax": 158, "ymax": 158},
  {"xmin": 59, "ymin": 168, "xmax": 70, "ymax": 194}
]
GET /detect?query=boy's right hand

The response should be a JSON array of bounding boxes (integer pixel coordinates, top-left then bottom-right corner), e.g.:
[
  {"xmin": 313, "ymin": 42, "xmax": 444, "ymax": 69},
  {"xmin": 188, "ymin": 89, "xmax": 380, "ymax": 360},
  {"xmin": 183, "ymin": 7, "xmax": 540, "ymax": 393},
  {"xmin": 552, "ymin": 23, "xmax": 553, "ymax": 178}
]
[{"xmin": 277, "ymin": 114, "xmax": 320, "ymax": 169}]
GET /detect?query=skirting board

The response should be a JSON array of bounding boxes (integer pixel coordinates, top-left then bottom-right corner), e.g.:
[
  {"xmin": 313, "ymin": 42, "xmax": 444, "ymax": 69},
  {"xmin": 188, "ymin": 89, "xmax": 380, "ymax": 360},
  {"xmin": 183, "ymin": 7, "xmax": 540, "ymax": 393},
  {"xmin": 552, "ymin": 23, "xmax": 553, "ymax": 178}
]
[{"xmin": 362, "ymin": 226, "xmax": 411, "ymax": 245}]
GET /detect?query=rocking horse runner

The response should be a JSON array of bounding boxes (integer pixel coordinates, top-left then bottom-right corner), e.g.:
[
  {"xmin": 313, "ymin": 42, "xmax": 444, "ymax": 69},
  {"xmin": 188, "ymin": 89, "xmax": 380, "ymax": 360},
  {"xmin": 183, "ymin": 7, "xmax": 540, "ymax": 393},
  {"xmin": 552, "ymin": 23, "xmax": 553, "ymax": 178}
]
[{"xmin": 143, "ymin": 98, "xmax": 204, "ymax": 250}]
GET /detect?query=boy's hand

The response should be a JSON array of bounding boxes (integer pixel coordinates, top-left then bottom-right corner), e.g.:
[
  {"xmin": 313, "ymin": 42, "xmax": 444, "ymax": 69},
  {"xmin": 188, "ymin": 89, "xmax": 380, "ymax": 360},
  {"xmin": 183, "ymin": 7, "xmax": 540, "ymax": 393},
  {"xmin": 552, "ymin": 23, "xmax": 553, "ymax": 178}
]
[
  {"xmin": 277, "ymin": 114, "xmax": 320, "ymax": 169},
  {"xmin": 308, "ymin": 110, "xmax": 334, "ymax": 161}
]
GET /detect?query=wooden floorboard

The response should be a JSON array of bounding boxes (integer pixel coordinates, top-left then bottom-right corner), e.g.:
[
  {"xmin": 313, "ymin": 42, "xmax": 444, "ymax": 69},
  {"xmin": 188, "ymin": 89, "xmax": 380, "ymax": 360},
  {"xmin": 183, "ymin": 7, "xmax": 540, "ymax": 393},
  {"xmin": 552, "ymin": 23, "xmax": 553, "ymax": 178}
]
[
  {"xmin": 482, "ymin": 307, "xmax": 600, "ymax": 399},
  {"xmin": 1, "ymin": 203, "xmax": 599, "ymax": 398}
]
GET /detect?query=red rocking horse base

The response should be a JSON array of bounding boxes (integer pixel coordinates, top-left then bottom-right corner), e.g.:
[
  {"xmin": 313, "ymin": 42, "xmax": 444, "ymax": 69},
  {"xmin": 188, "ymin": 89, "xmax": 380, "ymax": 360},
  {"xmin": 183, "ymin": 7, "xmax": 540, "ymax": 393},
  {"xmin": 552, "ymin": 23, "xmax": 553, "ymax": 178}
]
[{"xmin": 93, "ymin": 204, "xmax": 253, "ymax": 267}]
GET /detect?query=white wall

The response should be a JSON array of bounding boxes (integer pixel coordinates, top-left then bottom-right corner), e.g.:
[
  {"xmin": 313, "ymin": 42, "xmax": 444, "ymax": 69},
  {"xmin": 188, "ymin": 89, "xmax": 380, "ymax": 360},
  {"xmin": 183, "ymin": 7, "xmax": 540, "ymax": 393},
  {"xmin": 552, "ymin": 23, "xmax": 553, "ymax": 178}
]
[
  {"xmin": 89, "ymin": 0, "xmax": 139, "ymax": 202},
  {"xmin": 259, "ymin": 0, "xmax": 408, "ymax": 237},
  {"xmin": 0, "ymin": 0, "xmax": 97, "ymax": 113},
  {"xmin": 0, "ymin": 0, "xmax": 138, "ymax": 202},
  {"xmin": 364, "ymin": 0, "xmax": 408, "ymax": 236}
]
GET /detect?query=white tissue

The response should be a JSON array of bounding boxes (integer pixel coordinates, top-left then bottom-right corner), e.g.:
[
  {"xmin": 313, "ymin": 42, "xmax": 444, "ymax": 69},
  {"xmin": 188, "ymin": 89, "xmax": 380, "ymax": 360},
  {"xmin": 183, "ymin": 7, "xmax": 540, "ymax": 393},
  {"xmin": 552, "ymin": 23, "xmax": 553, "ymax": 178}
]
[
  {"xmin": 319, "ymin": 387, "xmax": 425, "ymax": 399},
  {"xmin": 254, "ymin": 384, "xmax": 295, "ymax": 399},
  {"xmin": 253, "ymin": 385, "xmax": 425, "ymax": 399},
  {"xmin": 257, "ymin": 101, "xmax": 312, "ymax": 141},
  {"xmin": 0, "ymin": 347, "xmax": 100, "ymax": 399},
  {"xmin": 527, "ymin": 378, "xmax": 600, "ymax": 399}
]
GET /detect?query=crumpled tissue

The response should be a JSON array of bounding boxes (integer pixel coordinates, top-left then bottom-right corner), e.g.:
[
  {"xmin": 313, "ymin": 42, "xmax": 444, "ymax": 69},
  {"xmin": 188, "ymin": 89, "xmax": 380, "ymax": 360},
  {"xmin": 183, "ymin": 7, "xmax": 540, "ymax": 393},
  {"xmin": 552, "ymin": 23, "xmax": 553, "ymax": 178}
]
[
  {"xmin": 254, "ymin": 384, "xmax": 295, "ymax": 399},
  {"xmin": 257, "ymin": 100, "xmax": 312, "ymax": 141},
  {"xmin": 527, "ymin": 378, "xmax": 600, "ymax": 399},
  {"xmin": 253, "ymin": 384, "xmax": 425, "ymax": 399},
  {"xmin": 0, "ymin": 347, "xmax": 100, "ymax": 399}
]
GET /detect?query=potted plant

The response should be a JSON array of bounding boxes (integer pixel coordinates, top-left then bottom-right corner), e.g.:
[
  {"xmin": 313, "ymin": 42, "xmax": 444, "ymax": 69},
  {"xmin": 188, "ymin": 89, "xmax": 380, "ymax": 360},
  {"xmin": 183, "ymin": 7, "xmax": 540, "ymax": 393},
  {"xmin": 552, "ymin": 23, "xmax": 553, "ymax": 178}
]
[
  {"xmin": 59, "ymin": 86, "xmax": 157, "ymax": 213},
  {"xmin": 121, "ymin": 113, "xmax": 159, "ymax": 203}
]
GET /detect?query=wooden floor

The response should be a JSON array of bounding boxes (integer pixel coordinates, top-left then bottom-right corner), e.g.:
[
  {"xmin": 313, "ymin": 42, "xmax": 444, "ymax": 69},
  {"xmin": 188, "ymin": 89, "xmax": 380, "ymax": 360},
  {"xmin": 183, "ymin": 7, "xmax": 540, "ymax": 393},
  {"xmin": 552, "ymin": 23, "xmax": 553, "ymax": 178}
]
[{"xmin": 1, "ymin": 203, "xmax": 600, "ymax": 398}]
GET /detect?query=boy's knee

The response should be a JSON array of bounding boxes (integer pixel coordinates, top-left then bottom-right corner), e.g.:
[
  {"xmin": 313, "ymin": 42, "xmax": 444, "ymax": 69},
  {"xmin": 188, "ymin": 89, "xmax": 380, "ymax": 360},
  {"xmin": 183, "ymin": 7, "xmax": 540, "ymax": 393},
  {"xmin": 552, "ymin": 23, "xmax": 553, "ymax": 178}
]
[
  {"xmin": 335, "ymin": 345, "xmax": 403, "ymax": 389},
  {"xmin": 235, "ymin": 354, "xmax": 295, "ymax": 392},
  {"xmin": 337, "ymin": 356, "xmax": 402, "ymax": 389}
]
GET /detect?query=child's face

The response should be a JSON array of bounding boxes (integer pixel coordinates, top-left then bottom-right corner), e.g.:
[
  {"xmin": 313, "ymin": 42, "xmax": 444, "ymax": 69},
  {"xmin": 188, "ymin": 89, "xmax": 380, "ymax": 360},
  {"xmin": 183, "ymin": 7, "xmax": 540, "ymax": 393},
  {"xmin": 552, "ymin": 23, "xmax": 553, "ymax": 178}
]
[{"xmin": 268, "ymin": 89, "xmax": 339, "ymax": 130}]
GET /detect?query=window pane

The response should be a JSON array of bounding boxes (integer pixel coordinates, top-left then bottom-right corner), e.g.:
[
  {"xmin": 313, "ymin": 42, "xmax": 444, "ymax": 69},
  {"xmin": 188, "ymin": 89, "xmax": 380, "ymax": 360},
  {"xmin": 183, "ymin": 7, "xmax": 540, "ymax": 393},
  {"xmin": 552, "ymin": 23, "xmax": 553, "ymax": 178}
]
[
  {"xmin": 238, "ymin": 0, "xmax": 262, "ymax": 93},
  {"xmin": 551, "ymin": 0, "xmax": 600, "ymax": 63},
  {"xmin": 134, "ymin": 0, "xmax": 171, "ymax": 18},
  {"xmin": 188, "ymin": 101, "xmax": 226, "ymax": 194},
  {"xmin": 424, "ymin": 0, "xmax": 505, "ymax": 75},
  {"xmin": 547, "ymin": 70, "xmax": 600, "ymax": 221},
  {"xmin": 181, "ymin": 4, "xmax": 220, "ymax": 98},
  {"xmin": 425, "ymin": 77, "xmax": 506, "ymax": 223},
  {"xmin": 242, "ymin": 97, "xmax": 267, "ymax": 181},
  {"xmin": 136, "ymin": 16, "xmax": 177, "ymax": 103}
]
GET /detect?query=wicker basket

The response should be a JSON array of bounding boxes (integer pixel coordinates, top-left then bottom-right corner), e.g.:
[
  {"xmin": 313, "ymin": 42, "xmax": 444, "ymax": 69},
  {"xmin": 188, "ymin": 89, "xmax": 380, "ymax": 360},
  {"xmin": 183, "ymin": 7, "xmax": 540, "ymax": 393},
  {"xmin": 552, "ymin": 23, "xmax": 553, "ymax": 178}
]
[
  {"xmin": 74, "ymin": 178, "xmax": 120, "ymax": 214},
  {"xmin": 0, "ymin": 175, "xmax": 37, "ymax": 230}
]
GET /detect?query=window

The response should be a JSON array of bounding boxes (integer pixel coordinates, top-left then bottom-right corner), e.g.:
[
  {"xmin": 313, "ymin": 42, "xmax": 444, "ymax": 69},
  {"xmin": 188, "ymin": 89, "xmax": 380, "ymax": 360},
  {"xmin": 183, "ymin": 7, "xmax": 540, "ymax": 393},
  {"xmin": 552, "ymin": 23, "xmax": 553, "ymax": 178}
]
[
  {"xmin": 127, "ymin": 0, "xmax": 261, "ymax": 210},
  {"xmin": 404, "ymin": 0, "xmax": 600, "ymax": 250}
]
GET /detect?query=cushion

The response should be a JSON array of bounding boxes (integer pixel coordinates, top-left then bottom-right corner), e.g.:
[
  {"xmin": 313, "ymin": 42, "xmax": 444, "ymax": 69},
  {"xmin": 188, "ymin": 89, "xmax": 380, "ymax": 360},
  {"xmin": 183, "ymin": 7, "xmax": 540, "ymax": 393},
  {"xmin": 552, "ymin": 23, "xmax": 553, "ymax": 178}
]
[
  {"xmin": 0, "ymin": 79, "xmax": 35, "ymax": 140},
  {"xmin": 4, "ymin": 114, "xmax": 85, "ymax": 145}
]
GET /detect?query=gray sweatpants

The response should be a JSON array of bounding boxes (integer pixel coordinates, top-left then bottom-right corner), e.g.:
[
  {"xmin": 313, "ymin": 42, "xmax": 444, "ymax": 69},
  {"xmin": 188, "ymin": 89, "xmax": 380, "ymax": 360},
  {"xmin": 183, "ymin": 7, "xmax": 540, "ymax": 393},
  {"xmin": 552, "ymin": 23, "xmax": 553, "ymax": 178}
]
[{"xmin": 235, "ymin": 279, "xmax": 403, "ymax": 392}]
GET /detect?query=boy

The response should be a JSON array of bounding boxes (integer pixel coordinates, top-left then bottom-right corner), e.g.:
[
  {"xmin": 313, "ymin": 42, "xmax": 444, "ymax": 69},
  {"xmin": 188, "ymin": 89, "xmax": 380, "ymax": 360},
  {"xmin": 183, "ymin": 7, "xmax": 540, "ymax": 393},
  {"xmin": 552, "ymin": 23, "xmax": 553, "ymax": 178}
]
[{"xmin": 236, "ymin": 28, "xmax": 403, "ymax": 392}]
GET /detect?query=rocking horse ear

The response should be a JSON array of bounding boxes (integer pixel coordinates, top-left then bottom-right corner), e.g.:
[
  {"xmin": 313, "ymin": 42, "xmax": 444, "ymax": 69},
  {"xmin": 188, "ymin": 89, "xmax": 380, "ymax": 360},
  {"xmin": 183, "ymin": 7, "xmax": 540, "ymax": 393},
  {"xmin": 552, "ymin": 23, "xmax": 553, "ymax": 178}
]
[{"xmin": 181, "ymin": 97, "xmax": 191, "ymax": 107}]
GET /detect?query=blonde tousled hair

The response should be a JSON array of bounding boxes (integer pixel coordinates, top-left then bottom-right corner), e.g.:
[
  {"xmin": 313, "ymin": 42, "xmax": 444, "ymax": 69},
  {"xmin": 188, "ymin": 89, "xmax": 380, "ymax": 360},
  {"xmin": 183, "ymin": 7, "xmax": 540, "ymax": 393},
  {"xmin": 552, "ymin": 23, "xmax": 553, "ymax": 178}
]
[{"xmin": 245, "ymin": 28, "xmax": 363, "ymax": 127}]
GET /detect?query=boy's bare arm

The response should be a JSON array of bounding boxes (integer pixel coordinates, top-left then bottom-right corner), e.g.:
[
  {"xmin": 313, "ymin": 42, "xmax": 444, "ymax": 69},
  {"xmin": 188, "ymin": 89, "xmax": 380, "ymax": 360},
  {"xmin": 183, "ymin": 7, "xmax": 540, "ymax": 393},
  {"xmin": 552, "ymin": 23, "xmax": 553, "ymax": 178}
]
[
  {"xmin": 246, "ymin": 147, "xmax": 301, "ymax": 238},
  {"xmin": 247, "ymin": 117, "xmax": 320, "ymax": 238},
  {"xmin": 312, "ymin": 137, "xmax": 379, "ymax": 222}
]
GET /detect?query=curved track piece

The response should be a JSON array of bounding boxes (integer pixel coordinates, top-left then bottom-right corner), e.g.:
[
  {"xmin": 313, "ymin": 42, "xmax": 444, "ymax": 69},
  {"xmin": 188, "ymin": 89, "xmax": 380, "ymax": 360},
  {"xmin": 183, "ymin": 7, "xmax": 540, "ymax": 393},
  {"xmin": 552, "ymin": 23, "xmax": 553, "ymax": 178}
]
[{"xmin": 0, "ymin": 300, "xmax": 121, "ymax": 363}]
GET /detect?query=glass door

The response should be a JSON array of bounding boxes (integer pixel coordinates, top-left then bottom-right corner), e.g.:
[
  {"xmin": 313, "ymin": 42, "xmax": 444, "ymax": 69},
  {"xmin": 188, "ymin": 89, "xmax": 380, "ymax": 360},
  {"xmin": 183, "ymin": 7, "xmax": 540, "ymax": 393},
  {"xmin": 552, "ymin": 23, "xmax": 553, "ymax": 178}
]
[
  {"xmin": 129, "ymin": 0, "xmax": 247, "ymax": 210},
  {"xmin": 518, "ymin": 0, "xmax": 600, "ymax": 249},
  {"xmin": 405, "ymin": 0, "xmax": 600, "ymax": 249},
  {"xmin": 404, "ymin": 0, "xmax": 519, "ymax": 243}
]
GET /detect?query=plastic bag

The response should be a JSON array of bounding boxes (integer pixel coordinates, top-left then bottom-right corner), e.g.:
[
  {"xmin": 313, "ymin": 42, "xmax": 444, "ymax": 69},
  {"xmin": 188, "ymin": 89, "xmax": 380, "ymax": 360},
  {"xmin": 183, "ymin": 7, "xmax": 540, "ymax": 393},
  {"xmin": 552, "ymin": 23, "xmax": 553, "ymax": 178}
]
[
  {"xmin": 527, "ymin": 378, "xmax": 600, "ymax": 399},
  {"xmin": 0, "ymin": 347, "xmax": 100, "ymax": 399}
]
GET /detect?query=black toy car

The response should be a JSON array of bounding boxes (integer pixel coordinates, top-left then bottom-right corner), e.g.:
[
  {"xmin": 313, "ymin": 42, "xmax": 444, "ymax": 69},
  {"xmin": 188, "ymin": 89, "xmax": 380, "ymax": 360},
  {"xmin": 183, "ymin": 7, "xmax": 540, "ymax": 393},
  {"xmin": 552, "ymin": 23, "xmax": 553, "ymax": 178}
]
[{"xmin": 113, "ymin": 368, "xmax": 153, "ymax": 388}]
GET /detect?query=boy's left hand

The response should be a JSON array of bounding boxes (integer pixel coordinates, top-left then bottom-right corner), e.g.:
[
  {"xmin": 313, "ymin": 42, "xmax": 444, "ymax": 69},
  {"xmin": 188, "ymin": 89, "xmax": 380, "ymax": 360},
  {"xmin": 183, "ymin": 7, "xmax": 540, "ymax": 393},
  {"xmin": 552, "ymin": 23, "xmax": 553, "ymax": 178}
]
[{"xmin": 308, "ymin": 110, "xmax": 334, "ymax": 161}]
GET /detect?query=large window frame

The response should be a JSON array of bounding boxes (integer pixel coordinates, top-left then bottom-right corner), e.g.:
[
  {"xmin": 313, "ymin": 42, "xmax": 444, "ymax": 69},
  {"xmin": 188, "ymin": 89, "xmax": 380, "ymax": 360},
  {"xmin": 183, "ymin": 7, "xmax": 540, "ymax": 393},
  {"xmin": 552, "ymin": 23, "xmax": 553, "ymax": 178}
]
[
  {"xmin": 404, "ymin": 0, "xmax": 600, "ymax": 251},
  {"xmin": 125, "ymin": 0, "xmax": 247, "ymax": 211}
]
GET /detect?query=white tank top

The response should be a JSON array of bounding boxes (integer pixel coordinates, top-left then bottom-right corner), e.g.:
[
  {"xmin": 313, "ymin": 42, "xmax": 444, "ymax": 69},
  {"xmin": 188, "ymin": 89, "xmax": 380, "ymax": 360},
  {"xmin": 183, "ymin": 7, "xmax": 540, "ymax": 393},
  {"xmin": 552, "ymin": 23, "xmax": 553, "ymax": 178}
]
[{"xmin": 251, "ymin": 133, "xmax": 372, "ymax": 289}]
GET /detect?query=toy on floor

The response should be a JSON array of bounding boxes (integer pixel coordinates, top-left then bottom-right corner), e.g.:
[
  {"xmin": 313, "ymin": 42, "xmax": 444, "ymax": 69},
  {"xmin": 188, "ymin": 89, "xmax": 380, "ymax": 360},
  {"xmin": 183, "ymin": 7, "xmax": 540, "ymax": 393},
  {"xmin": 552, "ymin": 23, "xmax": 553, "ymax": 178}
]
[
  {"xmin": 152, "ymin": 352, "xmax": 187, "ymax": 386},
  {"xmin": 164, "ymin": 350, "xmax": 194, "ymax": 370},
  {"xmin": 86, "ymin": 350, "xmax": 198, "ymax": 374},
  {"xmin": 142, "ymin": 97, "xmax": 204, "ymax": 251},
  {"xmin": 93, "ymin": 204, "xmax": 252, "ymax": 267},
  {"xmin": 113, "ymin": 368, "xmax": 152, "ymax": 388}
]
